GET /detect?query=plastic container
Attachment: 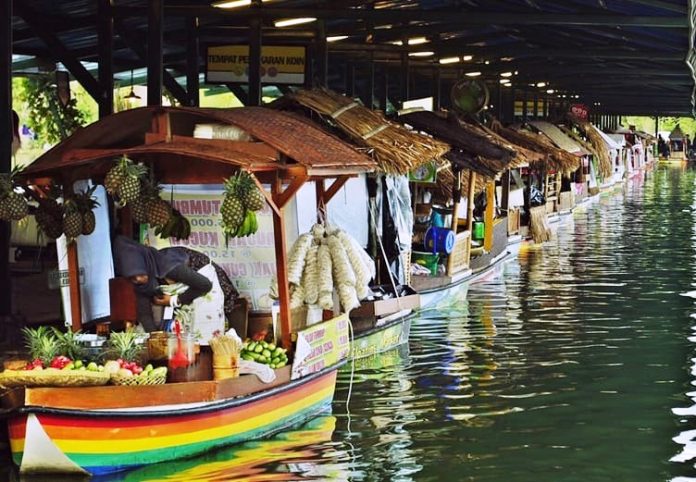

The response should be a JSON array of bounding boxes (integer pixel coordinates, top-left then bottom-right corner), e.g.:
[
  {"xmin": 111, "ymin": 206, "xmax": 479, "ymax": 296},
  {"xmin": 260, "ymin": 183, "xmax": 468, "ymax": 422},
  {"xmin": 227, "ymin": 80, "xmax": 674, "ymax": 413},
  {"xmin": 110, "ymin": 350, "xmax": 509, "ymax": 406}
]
[
  {"xmin": 412, "ymin": 250, "xmax": 439, "ymax": 276},
  {"xmin": 167, "ymin": 333, "xmax": 209, "ymax": 383},
  {"xmin": 430, "ymin": 205, "xmax": 453, "ymax": 228},
  {"xmin": 472, "ymin": 221, "xmax": 485, "ymax": 240},
  {"xmin": 424, "ymin": 227, "xmax": 456, "ymax": 254}
]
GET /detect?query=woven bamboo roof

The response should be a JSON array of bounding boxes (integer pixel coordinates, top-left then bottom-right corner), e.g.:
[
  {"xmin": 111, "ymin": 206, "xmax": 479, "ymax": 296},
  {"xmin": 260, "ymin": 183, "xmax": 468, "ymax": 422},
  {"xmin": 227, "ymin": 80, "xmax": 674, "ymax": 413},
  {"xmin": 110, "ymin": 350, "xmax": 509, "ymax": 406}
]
[
  {"xmin": 23, "ymin": 106, "xmax": 376, "ymax": 182},
  {"xmin": 279, "ymin": 88, "xmax": 450, "ymax": 175}
]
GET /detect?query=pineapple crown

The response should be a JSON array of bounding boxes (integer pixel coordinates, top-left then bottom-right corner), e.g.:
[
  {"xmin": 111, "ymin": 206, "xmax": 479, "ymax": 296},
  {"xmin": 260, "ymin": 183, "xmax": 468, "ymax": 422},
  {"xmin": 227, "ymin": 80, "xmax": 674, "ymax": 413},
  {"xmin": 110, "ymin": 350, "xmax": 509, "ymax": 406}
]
[
  {"xmin": 105, "ymin": 329, "xmax": 144, "ymax": 362},
  {"xmin": 74, "ymin": 185, "xmax": 100, "ymax": 213},
  {"xmin": 52, "ymin": 327, "xmax": 88, "ymax": 361},
  {"xmin": 22, "ymin": 326, "xmax": 60, "ymax": 365},
  {"xmin": 0, "ymin": 165, "xmax": 25, "ymax": 198}
]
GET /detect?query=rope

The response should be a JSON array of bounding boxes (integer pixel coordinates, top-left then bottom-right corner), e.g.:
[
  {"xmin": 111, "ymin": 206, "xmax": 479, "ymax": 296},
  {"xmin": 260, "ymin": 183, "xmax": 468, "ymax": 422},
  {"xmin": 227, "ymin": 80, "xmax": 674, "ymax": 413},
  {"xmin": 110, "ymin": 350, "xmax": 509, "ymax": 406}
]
[
  {"xmin": 368, "ymin": 202, "xmax": 403, "ymax": 311},
  {"xmin": 330, "ymin": 101, "xmax": 359, "ymax": 119},
  {"xmin": 361, "ymin": 124, "xmax": 389, "ymax": 141}
]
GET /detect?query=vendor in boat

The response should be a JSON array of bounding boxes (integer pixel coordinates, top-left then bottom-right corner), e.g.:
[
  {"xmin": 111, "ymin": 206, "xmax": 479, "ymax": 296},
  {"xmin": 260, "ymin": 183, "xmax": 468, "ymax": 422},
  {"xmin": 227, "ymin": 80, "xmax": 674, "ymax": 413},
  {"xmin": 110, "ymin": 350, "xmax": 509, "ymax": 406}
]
[{"xmin": 112, "ymin": 236, "xmax": 239, "ymax": 332}]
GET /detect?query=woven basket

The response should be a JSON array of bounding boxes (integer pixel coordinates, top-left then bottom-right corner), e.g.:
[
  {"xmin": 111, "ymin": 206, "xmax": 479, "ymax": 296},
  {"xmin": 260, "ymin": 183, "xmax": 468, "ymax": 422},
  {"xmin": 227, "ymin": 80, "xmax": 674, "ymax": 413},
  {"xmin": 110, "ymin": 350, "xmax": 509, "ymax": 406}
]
[
  {"xmin": 110, "ymin": 372, "xmax": 167, "ymax": 386},
  {"xmin": 0, "ymin": 369, "xmax": 110, "ymax": 388}
]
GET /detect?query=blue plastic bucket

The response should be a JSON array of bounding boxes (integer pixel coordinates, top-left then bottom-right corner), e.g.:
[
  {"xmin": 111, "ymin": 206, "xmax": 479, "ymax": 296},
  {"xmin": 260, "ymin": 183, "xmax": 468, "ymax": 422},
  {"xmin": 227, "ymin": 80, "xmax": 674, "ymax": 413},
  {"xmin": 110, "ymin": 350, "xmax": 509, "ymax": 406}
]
[{"xmin": 424, "ymin": 227, "xmax": 456, "ymax": 254}]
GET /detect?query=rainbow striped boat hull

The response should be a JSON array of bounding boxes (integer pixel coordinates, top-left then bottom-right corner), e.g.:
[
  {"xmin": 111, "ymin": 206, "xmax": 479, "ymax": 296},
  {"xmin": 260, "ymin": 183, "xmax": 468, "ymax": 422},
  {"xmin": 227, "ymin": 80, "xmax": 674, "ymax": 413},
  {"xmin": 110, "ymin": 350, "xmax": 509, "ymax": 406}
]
[{"xmin": 6, "ymin": 368, "xmax": 338, "ymax": 476}]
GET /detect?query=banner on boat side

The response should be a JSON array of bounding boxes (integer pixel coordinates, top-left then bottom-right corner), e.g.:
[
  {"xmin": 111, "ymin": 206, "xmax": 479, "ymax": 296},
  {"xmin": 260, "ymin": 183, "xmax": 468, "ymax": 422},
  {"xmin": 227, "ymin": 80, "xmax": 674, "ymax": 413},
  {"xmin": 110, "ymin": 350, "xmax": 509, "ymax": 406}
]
[
  {"xmin": 143, "ymin": 185, "xmax": 277, "ymax": 312},
  {"xmin": 291, "ymin": 314, "xmax": 351, "ymax": 380},
  {"xmin": 206, "ymin": 45, "xmax": 306, "ymax": 84}
]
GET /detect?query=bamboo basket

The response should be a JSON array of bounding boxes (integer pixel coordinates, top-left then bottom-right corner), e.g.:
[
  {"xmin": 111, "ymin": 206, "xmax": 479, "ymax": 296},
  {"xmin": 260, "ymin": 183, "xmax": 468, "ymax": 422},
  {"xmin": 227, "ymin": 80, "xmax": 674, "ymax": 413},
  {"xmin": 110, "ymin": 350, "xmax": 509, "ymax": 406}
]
[
  {"xmin": 111, "ymin": 372, "xmax": 167, "ymax": 386},
  {"xmin": 0, "ymin": 369, "xmax": 110, "ymax": 388},
  {"xmin": 210, "ymin": 335, "xmax": 242, "ymax": 380}
]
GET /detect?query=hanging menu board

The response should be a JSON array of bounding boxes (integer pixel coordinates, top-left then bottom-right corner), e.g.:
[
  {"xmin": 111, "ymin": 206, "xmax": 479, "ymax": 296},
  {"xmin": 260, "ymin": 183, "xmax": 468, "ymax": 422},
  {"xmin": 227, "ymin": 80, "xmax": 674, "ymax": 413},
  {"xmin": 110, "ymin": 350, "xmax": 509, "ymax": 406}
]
[{"xmin": 206, "ymin": 45, "xmax": 306, "ymax": 84}]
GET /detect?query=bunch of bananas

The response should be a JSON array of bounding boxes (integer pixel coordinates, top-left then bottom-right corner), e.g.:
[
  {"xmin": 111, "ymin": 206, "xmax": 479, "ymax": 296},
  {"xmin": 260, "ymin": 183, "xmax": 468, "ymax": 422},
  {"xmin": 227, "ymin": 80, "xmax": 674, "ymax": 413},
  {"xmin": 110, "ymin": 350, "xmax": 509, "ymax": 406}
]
[
  {"xmin": 154, "ymin": 209, "xmax": 191, "ymax": 240},
  {"xmin": 230, "ymin": 210, "xmax": 258, "ymax": 238}
]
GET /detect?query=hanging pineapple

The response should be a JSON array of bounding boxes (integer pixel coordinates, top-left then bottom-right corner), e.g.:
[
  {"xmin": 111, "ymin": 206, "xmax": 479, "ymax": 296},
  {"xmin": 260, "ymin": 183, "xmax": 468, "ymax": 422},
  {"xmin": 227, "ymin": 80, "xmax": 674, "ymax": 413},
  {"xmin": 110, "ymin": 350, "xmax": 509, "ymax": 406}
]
[
  {"xmin": 104, "ymin": 157, "xmax": 130, "ymax": 196},
  {"xmin": 74, "ymin": 186, "xmax": 100, "ymax": 235},
  {"xmin": 221, "ymin": 175, "xmax": 245, "ymax": 234},
  {"xmin": 0, "ymin": 165, "xmax": 28, "ymax": 222},
  {"xmin": 35, "ymin": 183, "xmax": 64, "ymax": 240},
  {"xmin": 117, "ymin": 162, "xmax": 147, "ymax": 205},
  {"xmin": 237, "ymin": 171, "xmax": 266, "ymax": 212},
  {"xmin": 62, "ymin": 199, "xmax": 83, "ymax": 240}
]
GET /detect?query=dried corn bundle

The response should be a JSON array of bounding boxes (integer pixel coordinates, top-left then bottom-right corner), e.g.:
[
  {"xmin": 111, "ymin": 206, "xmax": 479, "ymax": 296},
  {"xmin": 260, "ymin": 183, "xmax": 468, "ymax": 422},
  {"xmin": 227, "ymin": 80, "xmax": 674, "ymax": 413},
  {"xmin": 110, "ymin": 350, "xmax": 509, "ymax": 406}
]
[
  {"xmin": 303, "ymin": 245, "xmax": 320, "ymax": 305},
  {"xmin": 311, "ymin": 223, "xmax": 325, "ymax": 243},
  {"xmin": 327, "ymin": 235, "xmax": 356, "ymax": 287},
  {"xmin": 317, "ymin": 244, "xmax": 334, "ymax": 310},
  {"xmin": 290, "ymin": 284, "xmax": 305, "ymax": 309},
  {"xmin": 347, "ymin": 234, "xmax": 376, "ymax": 281},
  {"xmin": 337, "ymin": 284, "xmax": 360, "ymax": 313},
  {"xmin": 337, "ymin": 230, "xmax": 371, "ymax": 299},
  {"xmin": 287, "ymin": 233, "xmax": 313, "ymax": 285}
]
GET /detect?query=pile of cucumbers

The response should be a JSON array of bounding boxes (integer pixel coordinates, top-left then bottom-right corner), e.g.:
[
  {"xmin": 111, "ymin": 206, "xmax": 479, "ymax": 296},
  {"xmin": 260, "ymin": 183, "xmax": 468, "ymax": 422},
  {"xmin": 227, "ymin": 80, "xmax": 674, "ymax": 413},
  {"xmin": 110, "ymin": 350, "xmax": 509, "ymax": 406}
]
[{"xmin": 240, "ymin": 340, "xmax": 288, "ymax": 369}]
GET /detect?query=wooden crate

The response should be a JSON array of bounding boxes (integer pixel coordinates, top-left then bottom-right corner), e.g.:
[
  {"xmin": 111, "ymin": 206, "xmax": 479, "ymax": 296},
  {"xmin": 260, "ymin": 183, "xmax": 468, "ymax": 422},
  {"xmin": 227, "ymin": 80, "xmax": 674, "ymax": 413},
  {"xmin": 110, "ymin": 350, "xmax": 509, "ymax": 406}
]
[
  {"xmin": 446, "ymin": 230, "xmax": 471, "ymax": 276},
  {"xmin": 507, "ymin": 208, "xmax": 520, "ymax": 235},
  {"xmin": 559, "ymin": 191, "xmax": 575, "ymax": 211}
]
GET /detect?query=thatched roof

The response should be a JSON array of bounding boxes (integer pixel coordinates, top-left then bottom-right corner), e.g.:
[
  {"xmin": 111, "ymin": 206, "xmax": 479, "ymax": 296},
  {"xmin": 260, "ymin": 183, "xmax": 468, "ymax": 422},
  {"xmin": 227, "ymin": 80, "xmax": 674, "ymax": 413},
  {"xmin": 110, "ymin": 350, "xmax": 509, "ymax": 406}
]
[{"xmin": 279, "ymin": 88, "xmax": 450, "ymax": 175}]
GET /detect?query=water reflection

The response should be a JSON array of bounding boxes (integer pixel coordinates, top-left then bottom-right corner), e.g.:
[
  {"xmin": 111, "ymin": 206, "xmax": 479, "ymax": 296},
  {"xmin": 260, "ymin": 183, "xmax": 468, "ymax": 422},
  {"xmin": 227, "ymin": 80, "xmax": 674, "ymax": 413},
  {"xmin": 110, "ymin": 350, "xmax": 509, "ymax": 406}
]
[{"xmin": 7, "ymin": 166, "xmax": 696, "ymax": 480}]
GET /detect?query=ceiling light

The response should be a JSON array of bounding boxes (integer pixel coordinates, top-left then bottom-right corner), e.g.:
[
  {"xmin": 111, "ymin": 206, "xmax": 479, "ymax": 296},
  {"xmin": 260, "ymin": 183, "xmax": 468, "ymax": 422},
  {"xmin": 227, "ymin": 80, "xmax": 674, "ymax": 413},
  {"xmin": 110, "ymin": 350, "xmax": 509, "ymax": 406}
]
[
  {"xmin": 327, "ymin": 35, "xmax": 349, "ymax": 42},
  {"xmin": 536, "ymin": 82, "xmax": 546, "ymax": 88},
  {"xmin": 462, "ymin": 55, "xmax": 473, "ymax": 61},
  {"xmin": 409, "ymin": 51, "xmax": 434, "ymax": 57},
  {"xmin": 213, "ymin": 0, "xmax": 273, "ymax": 8},
  {"xmin": 500, "ymin": 78, "xmax": 511, "ymax": 84},
  {"xmin": 439, "ymin": 56, "xmax": 460, "ymax": 64},
  {"xmin": 465, "ymin": 71, "xmax": 482, "ymax": 77},
  {"xmin": 274, "ymin": 17, "xmax": 316, "ymax": 27},
  {"xmin": 500, "ymin": 72, "xmax": 513, "ymax": 77},
  {"xmin": 514, "ymin": 71, "xmax": 519, "ymax": 75},
  {"xmin": 390, "ymin": 37, "xmax": 429, "ymax": 46},
  {"xmin": 502, "ymin": 83, "xmax": 512, "ymax": 88},
  {"xmin": 546, "ymin": 89, "xmax": 554, "ymax": 94},
  {"xmin": 484, "ymin": 60, "xmax": 490, "ymax": 65}
]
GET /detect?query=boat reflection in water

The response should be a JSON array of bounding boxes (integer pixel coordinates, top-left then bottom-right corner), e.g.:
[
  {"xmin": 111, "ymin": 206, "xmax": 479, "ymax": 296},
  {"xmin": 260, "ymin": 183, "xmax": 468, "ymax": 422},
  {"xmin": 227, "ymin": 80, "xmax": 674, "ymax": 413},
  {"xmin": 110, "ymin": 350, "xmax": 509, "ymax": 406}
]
[{"xmin": 13, "ymin": 416, "xmax": 343, "ymax": 482}]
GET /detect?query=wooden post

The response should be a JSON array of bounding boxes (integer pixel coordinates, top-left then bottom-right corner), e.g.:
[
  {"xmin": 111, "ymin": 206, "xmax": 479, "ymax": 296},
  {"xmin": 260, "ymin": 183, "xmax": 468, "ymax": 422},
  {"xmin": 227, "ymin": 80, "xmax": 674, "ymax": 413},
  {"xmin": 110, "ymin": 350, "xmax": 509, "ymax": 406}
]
[
  {"xmin": 315, "ymin": 20, "xmax": 328, "ymax": 87},
  {"xmin": 466, "ymin": 170, "xmax": 476, "ymax": 267},
  {"xmin": 501, "ymin": 170, "xmax": 510, "ymax": 214},
  {"xmin": 147, "ymin": 0, "xmax": 163, "ymax": 106},
  {"xmin": 450, "ymin": 168, "xmax": 462, "ymax": 233},
  {"xmin": 400, "ymin": 37, "xmax": 410, "ymax": 108},
  {"xmin": 483, "ymin": 181, "xmax": 495, "ymax": 252},
  {"xmin": 0, "ymin": 0, "xmax": 12, "ymax": 316},
  {"xmin": 67, "ymin": 241, "xmax": 83, "ymax": 332},
  {"xmin": 97, "ymin": 0, "xmax": 113, "ymax": 118},
  {"xmin": 272, "ymin": 175, "xmax": 292, "ymax": 351},
  {"xmin": 248, "ymin": 17, "xmax": 262, "ymax": 106},
  {"xmin": 186, "ymin": 16, "xmax": 200, "ymax": 107},
  {"xmin": 433, "ymin": 67, "xmax": 441, "ymax": 110}
]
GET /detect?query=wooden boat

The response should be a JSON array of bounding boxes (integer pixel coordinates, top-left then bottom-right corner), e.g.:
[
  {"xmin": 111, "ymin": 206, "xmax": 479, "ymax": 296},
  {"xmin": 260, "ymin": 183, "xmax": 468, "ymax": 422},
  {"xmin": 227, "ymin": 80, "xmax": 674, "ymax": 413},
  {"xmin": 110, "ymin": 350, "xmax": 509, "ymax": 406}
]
[{"xmin": 2, "ymin": 106, "xmax": 377, "ymax": 475}]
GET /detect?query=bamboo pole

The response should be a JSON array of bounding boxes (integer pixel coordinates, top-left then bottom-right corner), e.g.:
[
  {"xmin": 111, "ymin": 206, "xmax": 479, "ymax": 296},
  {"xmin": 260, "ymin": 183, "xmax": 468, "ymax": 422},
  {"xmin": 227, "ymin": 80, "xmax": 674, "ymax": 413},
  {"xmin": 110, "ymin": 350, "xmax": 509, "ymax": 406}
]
[{"xmin": 484, "ymin": 181, "xmax": 495, "ymax": 252}]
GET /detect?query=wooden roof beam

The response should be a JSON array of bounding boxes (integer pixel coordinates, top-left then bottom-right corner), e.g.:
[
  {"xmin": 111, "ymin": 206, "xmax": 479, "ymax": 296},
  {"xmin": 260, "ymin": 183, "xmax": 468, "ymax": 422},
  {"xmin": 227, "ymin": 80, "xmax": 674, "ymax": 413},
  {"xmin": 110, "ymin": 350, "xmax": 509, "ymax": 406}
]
[{"xmin": 14, "ymin": 3, "xmax": 102, "ymax": 102}]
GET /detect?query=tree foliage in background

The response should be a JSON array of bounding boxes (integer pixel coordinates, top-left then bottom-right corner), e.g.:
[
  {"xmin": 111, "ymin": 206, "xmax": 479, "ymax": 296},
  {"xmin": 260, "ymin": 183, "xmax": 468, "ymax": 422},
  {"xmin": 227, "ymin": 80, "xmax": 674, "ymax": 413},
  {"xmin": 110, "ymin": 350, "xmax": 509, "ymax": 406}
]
[{"xmin": 19, "ymin": 75, "xmax": 87, "ymax": 144}]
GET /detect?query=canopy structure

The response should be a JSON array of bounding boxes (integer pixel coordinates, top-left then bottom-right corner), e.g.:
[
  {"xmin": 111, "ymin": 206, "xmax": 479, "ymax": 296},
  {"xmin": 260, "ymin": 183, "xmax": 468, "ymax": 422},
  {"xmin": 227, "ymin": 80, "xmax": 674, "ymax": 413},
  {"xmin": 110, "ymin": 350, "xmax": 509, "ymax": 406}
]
[
  {"xmin": 607, "ymin": 133, "xmax": 628, "ymax": 149},
  {"xmin": 529, "ymin": 121, "xmax": 586, "ymax": 157},
  {"xmin": 669, "ymin": 125, "xmax": 686, "ymax": 140},
  {"xmin": 22, "ymin": 106, "xmax": 376, "ymax": 344}
]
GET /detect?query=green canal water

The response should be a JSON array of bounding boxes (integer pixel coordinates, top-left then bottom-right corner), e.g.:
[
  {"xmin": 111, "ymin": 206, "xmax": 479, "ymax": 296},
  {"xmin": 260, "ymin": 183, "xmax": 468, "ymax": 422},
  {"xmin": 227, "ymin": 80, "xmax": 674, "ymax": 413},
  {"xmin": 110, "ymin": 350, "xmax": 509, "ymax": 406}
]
[{"xmin": 5, "ymin": 166, "xmax": 696, "ymax": 481}]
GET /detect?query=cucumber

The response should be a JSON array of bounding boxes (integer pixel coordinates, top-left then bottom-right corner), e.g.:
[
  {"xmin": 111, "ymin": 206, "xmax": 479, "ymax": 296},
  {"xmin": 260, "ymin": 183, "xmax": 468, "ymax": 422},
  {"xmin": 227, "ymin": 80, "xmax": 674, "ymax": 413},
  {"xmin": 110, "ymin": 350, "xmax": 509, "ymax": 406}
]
[
  {"xmin": 262, "ymin": 349, "xmax": 271, "ymax": 358},
  {"xmin": 268, "ymin": 343, "xmax": 276, "ymax": 351},
  {"xmin": 273, "ymin": 347, "xmax": 284, "ymax": 357}
]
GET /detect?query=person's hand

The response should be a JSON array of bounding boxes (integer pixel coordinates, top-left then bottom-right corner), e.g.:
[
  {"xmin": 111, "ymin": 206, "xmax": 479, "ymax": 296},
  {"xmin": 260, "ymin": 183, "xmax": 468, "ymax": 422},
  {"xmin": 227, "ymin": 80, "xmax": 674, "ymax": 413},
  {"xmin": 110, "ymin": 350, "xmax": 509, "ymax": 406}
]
[{"xmin": 153, "ymin": 293, "xmax": 172, "ymax": 306}]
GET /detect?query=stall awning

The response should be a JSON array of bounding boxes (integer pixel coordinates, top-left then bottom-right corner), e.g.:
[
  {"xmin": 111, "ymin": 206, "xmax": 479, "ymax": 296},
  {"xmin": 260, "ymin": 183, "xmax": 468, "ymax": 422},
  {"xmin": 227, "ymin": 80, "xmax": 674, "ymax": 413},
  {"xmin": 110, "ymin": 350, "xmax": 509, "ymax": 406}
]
[
  {"xmin": 23, "ymin": 106, "xmax": 376, "ymax": 181},
  {"xmin": 529, "ymin": 121, "xmax": 585, "ymax": 157},
  {"xmin": 592, "ymin": 126, "xmax": 623, "ymax": 150}
]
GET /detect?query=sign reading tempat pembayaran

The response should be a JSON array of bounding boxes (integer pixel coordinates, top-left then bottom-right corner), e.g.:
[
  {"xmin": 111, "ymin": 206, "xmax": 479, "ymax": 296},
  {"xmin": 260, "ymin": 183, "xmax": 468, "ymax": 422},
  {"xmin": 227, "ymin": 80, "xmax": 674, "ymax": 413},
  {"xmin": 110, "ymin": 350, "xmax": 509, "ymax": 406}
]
[{"xmin": 206, "ymin": 45, "xmax": 306, "ymax": 84}]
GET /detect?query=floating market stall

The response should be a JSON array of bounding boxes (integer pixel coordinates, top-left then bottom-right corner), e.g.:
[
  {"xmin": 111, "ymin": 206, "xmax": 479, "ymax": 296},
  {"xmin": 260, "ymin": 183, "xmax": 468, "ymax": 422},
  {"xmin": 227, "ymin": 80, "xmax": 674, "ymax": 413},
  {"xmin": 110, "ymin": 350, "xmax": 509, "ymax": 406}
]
[
  {"xmin": 274, "ymin": 88, "xmax": 448, "ymax": 358},
  {"xmin": 0, "ymin": 106, "xmax": 377, "ymax": 476},
  {"xmin": 398, "ymin": 109, "xmax": 526, "ymax": 297},
  {"xmin": 665, "ymin": 125, "xmax": 687, "ymax": 163}
]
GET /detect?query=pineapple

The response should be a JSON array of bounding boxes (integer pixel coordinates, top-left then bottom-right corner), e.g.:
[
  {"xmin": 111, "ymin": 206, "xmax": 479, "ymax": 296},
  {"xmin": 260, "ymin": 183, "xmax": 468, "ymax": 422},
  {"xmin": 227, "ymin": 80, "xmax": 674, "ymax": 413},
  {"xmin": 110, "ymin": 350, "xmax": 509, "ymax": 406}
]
[
  {"xmin": 35, "ymin": 202, "xmax": 64, "ymax": 239},
  {"xmin": 221, "ymin": 175, "xmax": 245, "ymax": 232},
  {"xmin": 106, "ymin": 329, "xmax": 144, "ymax": 363},
  {"xmin": 62, "ymin": 200, "xmax": 83, "ymax": 239},
  {"xmin": 146, "ymin": 198, "xmax": 172, "ymax": 227},
  {"xmin": 0, "ymin": 199, "xmax": 9, "ymax": 220},
  {"xmin": 3, "ymin": 192, "xmax": 28, "ymax": 221},
  {"xmin": 117, "ymin": 163, "xmax": 147, "ymax": 204},
  {"xmin": 131, "ymin": 196, "xmax": 149, "ymax": 224},
  {"xmin": 52, "ymin": 328, "xmax": 87, "ymax": 361},
  {"xmin": 104, "ymin": 157, "xmax": 130, "ymax": 195},
  {"xmin": 22, "ymin": 326, "xmax": 60, "ymax": 367},
  {"xmin": 74, "ymin": 186, "xmax": 100, "ymax": 235},
  {"xmin": 237, "ymin": 171, "xmax": 266, "ymax": 211}
]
